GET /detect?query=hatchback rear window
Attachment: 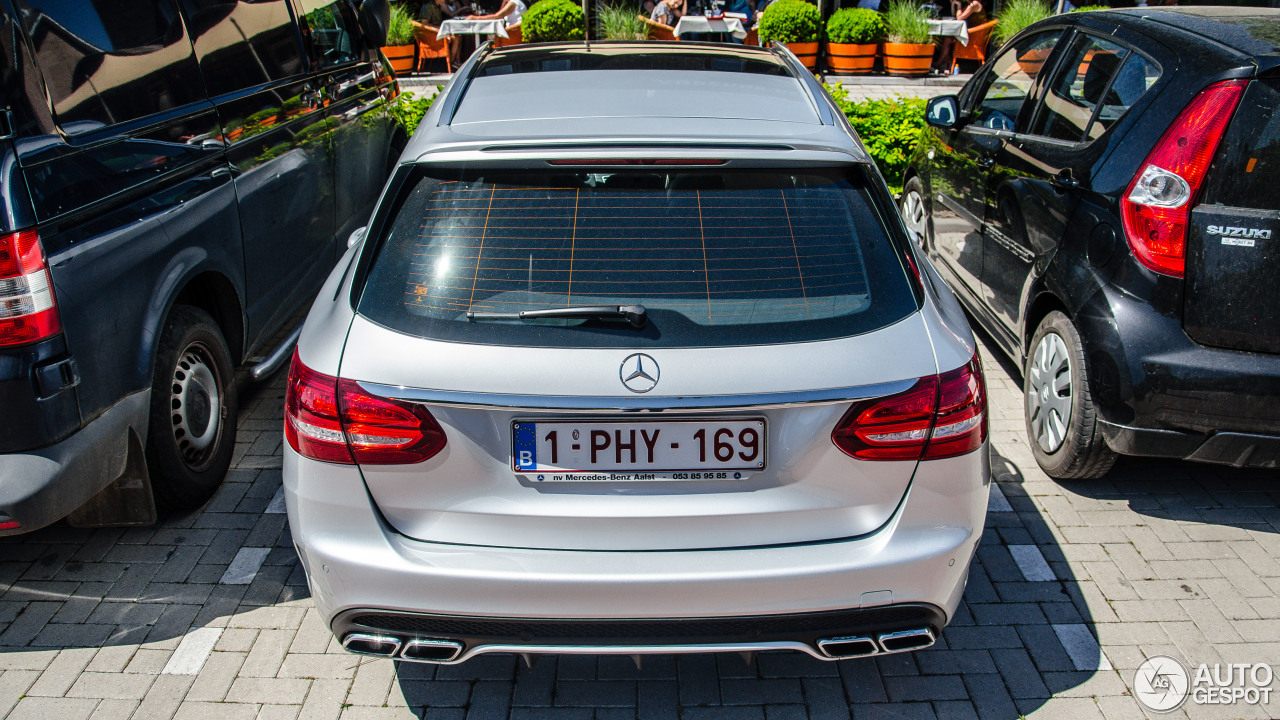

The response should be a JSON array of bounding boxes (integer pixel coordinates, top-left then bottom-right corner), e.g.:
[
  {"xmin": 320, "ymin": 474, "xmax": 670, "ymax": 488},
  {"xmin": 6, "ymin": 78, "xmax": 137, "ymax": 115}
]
[
  {"xmin": 356, "ymin": 168, "xmax": 918, "ymax": 348},
  {"xmin": 1203, "ymin": 77, "xmax": 1280, "ymax": 211}
]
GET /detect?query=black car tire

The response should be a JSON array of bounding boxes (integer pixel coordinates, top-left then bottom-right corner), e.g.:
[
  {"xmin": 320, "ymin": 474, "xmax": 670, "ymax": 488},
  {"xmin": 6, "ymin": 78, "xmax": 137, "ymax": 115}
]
[
  {"xmin": 1024, "ymin": 311, "xmax": 1117, "ymax": 480},
  {"xmin": 900, "ymin": 176, "xmax": 929, "ymax": 252},
  {"xmin": 146, "ymin": 305, "xmax": 238, "ymax": 511}
]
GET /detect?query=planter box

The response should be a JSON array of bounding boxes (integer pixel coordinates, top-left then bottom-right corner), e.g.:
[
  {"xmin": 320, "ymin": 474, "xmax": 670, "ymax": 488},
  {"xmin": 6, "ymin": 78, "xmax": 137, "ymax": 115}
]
[
  {"xmin": 826, "ymin": 41, "xmax": 877, "ymax": 74},
  {"xmin": 883, "ymin": 42, "xmax": 933, "ymax": 77},
  {"xmin": 783, "ymin": 41, "xmax": 820, "ymax": 70},
  {"xmin": 382, "ymin": 43, "xmax": 416, "ymax": 74}
]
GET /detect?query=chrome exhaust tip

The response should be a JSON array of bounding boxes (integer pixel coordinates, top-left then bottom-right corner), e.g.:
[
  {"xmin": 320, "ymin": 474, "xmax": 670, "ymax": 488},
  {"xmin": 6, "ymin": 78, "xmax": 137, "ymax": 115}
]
[
  {"xmin": 342, "ymin": 633, "xmax": 402, "ymax": 658},
  {"xmin": 816, "ymin": 636, "xmax": 880, "ymax": 659},
  {"xmin": 400, "ymin": 639, "xmax": 465, "ymax": 663},
  {"xmin": 877, "ymin": 628, "xmax": 936, "ymax": 654}
]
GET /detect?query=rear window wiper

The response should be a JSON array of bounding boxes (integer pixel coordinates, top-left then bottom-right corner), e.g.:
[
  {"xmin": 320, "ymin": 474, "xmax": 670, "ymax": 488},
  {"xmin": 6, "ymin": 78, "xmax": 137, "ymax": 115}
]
[{"xmin": 466, "ymin": 304, "xmax": 647, "ymax": 329}]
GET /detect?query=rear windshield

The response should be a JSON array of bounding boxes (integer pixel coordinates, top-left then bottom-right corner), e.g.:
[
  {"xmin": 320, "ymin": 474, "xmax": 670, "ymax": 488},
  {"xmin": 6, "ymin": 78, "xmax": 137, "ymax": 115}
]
[
  {"xmin": 1204, "ymin": 77, "xmax": 1280, "ymax": 211},
  {"xmin": 356, "ymin": 168, "xmax": 918, "ymax": 348}
]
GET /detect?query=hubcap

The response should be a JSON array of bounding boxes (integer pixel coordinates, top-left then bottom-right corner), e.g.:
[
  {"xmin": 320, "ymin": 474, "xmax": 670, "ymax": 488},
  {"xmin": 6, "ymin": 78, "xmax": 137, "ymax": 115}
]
[
  {"xmin": 902, "ymin": 190, "xmax": 927, "ymax": 247},
  {"xmin": 1027, "ymin": 332, "xmax": 1072, "ymax": 453},
  {"xmin": 170, "ymin": 343, "xmax": 222, "ymax": 470}
]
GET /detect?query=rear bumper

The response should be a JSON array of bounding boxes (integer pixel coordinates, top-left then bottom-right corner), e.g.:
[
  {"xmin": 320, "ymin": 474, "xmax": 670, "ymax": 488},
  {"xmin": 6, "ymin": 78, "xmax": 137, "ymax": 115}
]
[
  {"xmin": 0, "ymin": 390, "xmax": 148, "ymax": 536},
  {"xmin": 1100, "ymin": 423, "xmax": 1280, "ymax": 469},
  {"xmin": 284, "ymin": 442, "xmax": 989, "ymax": 657},
  {"xmin": 1077, "ymin": 286, "xmax": 1280, "ymax": 443}
]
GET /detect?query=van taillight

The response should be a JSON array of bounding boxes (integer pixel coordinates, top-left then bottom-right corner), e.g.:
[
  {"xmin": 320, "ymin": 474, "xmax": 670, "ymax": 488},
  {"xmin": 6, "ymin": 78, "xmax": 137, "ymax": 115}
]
[
  {"xmin": 1121, "ymin": 79, "xmax": 1247, "ymax": 278},
  {"xmin": 285, "ymin": 351, "xmax": 447, "ymax": 465},
  {"xmin": 0, "ymin": 230, "xmax": 61, "ymax": 347},
  {"xmin": 832, "ymin": 354, "xmax": 986, "ymax": 461}
]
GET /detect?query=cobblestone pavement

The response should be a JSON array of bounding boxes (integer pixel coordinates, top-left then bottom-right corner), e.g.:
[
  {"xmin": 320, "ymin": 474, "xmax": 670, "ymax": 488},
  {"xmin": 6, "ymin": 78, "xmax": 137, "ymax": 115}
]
[{"xmin": 3, "ymin": 328, "xmax": 1280, "ymax": 720}]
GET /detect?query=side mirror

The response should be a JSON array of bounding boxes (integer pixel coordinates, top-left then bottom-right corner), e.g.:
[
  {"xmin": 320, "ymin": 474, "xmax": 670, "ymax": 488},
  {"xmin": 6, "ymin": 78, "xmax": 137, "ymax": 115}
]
[
  {"xmin": 925, "ymin": 95, "xmax": 960, "ymax": 129},
  {"xmin": 357, "ymin": 0, "xmax": 390, "ymax": 48},
  {"xmin": 348, "ymin": 226, "xmax": 367, "ymax": 249}
]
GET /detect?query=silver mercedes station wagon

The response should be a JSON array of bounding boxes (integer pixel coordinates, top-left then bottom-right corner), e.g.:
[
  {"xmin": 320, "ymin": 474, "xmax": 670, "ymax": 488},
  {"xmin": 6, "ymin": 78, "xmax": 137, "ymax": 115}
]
[{"xmin": 284, "ymin": 42, "xmax": 990, "ymax": 665}]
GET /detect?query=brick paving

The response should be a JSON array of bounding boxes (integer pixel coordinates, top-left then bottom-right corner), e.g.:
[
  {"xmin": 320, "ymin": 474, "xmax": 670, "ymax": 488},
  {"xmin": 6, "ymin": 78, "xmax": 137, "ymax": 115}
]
[{"xmin": 3, "ymin": 317, "xmax": 1280, "ymax": 718}]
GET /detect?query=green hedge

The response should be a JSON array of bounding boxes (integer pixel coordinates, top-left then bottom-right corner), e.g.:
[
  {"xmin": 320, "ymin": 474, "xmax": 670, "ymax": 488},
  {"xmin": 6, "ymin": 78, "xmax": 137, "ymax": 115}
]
[
  {"xmin": 525, "ymin": 0, "xmax": 586, "ymax": 42},
  {"xmin": 825, "ymin": 83, "xmax": 926, "ymax": 193},
  {"xmin": 758, "ymin": 0, "xmax": 821, "ymax": 44},
  {"xmin": 826, "ymin": 8, "xmax": 884, "ymax": 44}
]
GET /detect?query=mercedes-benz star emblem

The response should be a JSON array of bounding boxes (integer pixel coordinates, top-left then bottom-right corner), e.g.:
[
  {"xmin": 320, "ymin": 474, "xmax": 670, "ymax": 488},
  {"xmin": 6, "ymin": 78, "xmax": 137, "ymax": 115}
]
[{"xmin": 620, "ymin": 353, "xmax": 659, "ymax": 393}]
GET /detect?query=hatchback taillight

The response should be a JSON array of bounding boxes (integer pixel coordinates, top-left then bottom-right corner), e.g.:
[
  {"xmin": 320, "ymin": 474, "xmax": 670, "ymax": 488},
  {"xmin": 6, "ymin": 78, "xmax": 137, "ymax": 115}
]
[
  {"xmin": 832, "ymin": 354, "xmax": 986, "ymax": 461},
  {"xmin": 285, "ymin": 351, "xmax": 447, "ymax": 465},
  {"xmin": 0, "ymin": 230, "xmax": 62, "ymax": 347},
  {"xmin": 1121, "ymin": 79, "xmax": 1247, "ymax": 278}
]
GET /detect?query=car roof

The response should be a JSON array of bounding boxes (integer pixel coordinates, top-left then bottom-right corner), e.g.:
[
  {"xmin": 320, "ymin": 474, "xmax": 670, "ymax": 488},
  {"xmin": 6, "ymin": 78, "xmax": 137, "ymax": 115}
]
[
  {"xmin": 402, "ymin": 42, "xmax": 873, "ymax": 165},
  {"xmin": 1097, "ymin": 7, "xmax": 1280, "ymax": 71}
]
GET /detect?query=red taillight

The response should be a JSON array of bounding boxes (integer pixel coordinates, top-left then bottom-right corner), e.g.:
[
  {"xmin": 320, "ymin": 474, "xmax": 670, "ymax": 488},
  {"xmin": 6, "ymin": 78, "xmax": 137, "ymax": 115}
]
[
  {"xmin": 546, "ymin": 159, "xmax": 727, "ymax": 166},
  {"xmin": 0, "ymin": 230, "xmax": 62, "ymax": 347},
  {"xmin": 832, "ymin": 354, "xmax": 986, "ymax": 461},
  {"xmin": 1121, "ymin": 79, "xmax": 1247, "ymax": 278},
  {"xmin": 285, "ymin": 351, "xmax": 447, "ymax": 465}
]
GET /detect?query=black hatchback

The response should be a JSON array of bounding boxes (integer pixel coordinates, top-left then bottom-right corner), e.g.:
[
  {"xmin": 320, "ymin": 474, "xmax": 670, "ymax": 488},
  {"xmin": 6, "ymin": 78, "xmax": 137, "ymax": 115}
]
[{"xmin": 903, "ymin": 7, "xmax": 1280, "ymax": 479}]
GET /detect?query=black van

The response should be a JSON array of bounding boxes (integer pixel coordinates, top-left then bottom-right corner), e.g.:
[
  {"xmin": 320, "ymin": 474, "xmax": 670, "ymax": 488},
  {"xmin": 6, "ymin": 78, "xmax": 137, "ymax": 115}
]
[{"xmin": 0, "ymin": 0, "xmax": 399, "ymax": 534}]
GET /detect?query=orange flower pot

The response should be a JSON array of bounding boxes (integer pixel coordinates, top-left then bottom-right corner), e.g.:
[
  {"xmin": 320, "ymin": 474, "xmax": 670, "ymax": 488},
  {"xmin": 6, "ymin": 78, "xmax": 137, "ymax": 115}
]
[
  {"xmin": 783, "ymin": 41, "xmax": 820, "ymax": 70},
  {"xmin": 883, "ymin": 42, "xmax": 934, "ymax": 77},
  {"xmin": 826, "ymin": 42, "xmax": 877, "ymax": 74},
  {"xmin": 382, "ymin": 44, "xmax": 416, "ymax": 75},
  {"xmin": 1018, "ymin": 47, "xmax": 1052, "ymax": 78}
]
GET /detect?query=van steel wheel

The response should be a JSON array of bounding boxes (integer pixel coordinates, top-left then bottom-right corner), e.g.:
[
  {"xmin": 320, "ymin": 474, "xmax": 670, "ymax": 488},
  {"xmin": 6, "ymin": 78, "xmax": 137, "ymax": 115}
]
[
  {"xmin": 1024, "ymin": 311, "xmax": 1116, "ymax": 480},
  {"xmin": 900, "ymin": 177, "xmax": 928, "ymax": 249},
  {"xmin": 147, "ymin": 305, "xmax": 238, "ymax": 511}
]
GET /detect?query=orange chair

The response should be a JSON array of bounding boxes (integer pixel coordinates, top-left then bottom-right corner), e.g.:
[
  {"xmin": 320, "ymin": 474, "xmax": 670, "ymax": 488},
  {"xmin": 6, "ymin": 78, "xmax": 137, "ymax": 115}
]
[
  {"xmin": 413, "ymin": 22, "xmax": 453, "ymax": 73},
  {"xmin": 952, "ymin": 19, "xmax": 996, "ymax": 72},
  {"xmin": 639, "ymin": 14, "xmax": 678, "ymax": 41},
  {"xmin": 493, "ymin": 22, "xmax": 522, "ymax": 47}
]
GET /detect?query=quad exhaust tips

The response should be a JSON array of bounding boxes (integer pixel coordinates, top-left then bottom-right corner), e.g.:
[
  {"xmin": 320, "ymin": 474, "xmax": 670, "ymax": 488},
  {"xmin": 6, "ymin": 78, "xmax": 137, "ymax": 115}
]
[
  {"xmin": 818, "ymin": 628, "xmax": 936, "ymax": 659},
  {"xmin": 341, "ymin": 633, "xmax": 463, "ymax": 663}
]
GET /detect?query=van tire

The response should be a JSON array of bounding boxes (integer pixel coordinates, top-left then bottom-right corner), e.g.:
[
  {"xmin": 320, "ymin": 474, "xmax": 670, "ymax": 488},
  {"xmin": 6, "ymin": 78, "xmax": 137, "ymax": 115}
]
[{"xmin": 146, "ymin": 305, "xmax": 238, "ymax": 511}]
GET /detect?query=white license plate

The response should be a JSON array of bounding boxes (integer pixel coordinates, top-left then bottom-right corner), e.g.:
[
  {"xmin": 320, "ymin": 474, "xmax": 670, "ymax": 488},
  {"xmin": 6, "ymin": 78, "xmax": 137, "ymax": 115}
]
[{"xmin": 511, "ymin": 419, "xmax": 766, "ymax": 480}]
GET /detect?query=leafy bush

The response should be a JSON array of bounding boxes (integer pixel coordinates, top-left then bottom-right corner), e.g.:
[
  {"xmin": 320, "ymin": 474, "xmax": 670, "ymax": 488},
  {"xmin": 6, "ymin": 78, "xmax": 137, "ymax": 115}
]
[
  {"xmin": 525, "ymin": 0, "xmax": 586, "ymax": 42},
  {"xmin": 826, "ymin": 8, "xmax": 884, "ymax": 44},
  {"xmin": 883, "ymin": 0, "xmax": 932, "ymax": 44},
  {"xmin": 246, "ymin": 107, "xmax": 280, "ymax": 125},
  {"xmin": 386, "ymin": 3, "xmax": 416, "ymax": 45},
  {"xmin": 597, "ymin": 2, "xmax": 647, "ymax": 39},
  {"xmin": 386, "ymin": 89, "xmax": 441, "ymax": 136},
  {"xmin": 758, "ymin": 0, "xmax": 821, "ymax": 44},
  {"xmin": 1070, "ymin": 4, "xmax": 1108, "ymax": 10},
  {"xmin": 994, "ymin": 0, "xmax": 1051, "ymax": 46},
  {"xmin": 825, "ymin": 83, "xmax": 926, "ymax": 192}
]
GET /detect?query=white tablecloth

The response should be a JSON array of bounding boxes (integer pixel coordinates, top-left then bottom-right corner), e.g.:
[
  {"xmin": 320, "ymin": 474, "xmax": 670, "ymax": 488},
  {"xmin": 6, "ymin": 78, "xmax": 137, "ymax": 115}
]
[
  {"xmin": 672, "ymin": 15, "xmax": 748, "ymax": 40},
  {"xmin": 927, "ymin": 18, "xmax": 969, "ymax": 46},
  {"xmin": 437, "ymin": 18, "xmax": 510, "ymax": 38}
]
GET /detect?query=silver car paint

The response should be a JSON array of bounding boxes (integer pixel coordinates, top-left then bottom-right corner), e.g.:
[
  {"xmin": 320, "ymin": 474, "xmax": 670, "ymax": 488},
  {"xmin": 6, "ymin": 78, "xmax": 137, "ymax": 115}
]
[{"xmin": 287, "ymin": 42, "xmax": 987, "ymax": 650}]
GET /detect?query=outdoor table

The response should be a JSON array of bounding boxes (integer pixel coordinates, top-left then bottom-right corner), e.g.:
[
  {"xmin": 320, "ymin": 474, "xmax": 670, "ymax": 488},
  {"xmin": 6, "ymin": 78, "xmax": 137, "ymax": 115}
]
[
  {"xmin": 927, "ymin": 18, "xmax": 969, "ymax": 46},
  {"xmin": 672, "ymin": 15, "xmax": 748, "ymax": 40},
  {"xmin": 437, "ymin": 17, "xmax": 510, "ymax": 38}
]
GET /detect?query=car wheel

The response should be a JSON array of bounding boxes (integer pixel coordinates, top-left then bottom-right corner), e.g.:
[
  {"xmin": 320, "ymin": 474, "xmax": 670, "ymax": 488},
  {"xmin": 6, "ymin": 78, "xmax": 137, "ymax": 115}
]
[
  {"xmin": 900, "ymin": 176, "xmax": 929, "ymax": 251},
  {"xmin": 1024, "ymin": 311, "xmax": 1117, "ymax": 479},
  {"xmin": 146, "ymin": 305, "xmax": 238, "ymax": 511}
]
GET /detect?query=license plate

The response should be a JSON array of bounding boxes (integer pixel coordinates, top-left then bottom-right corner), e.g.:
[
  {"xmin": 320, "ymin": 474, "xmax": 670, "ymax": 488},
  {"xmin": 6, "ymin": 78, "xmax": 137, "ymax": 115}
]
[{"xmin": 511, "ymin": 419, "xmax": 766, "ymax": 480}]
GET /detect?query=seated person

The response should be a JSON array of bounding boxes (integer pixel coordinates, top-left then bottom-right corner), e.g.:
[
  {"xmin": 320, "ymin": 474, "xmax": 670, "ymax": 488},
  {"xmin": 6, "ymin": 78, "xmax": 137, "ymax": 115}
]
[
  {"xmin": 933, "ymin": 0, "xmax": 987, "ymax": 72},
  {"xmin": 472, "ymin": 0, "xmax": 526, "ymax": 26},
  {"xmin": 416, "ymin": 0, "xmax": 473, "ymax": 66},
  {"xmin": 651, "ymin": 0, "xmax": 685, "ymax": 26}
]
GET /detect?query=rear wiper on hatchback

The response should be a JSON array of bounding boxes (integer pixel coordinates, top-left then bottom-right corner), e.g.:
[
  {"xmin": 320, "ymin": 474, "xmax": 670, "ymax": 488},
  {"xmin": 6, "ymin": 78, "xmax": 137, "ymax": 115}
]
[{"xmin": 466, "ymin": 304, "xmax": 648, "ymax": 329}]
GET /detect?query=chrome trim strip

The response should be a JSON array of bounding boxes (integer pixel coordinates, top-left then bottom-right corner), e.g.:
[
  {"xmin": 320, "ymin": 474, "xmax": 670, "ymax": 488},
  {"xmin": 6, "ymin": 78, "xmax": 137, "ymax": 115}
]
[
  {"xmin": 418, "ymin": 641, "xmax": 836, "ymax": 665},
  {"xmin": 356, "ymin": 379, "xmax": 916, "ymax": 412}
]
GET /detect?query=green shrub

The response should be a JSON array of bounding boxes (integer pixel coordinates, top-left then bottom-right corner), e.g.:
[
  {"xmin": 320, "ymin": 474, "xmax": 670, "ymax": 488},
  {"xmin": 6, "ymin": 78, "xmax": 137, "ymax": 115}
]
[
  {"xmin": 994, "ymin": 0, "xmax": 1052, "ymax": 46},
  {"xmin": 825, "ymin": 83, "xmax": 926, "ymax": 192},
  {"xmin": 1070, "ymin": 4, "xmax": 1108, "ymax": 10},
  {"xmin": 525, "ymin": 0, "xmax": 586, "ymax": 42},
  {"xmin": 386, "ymin": 3, "xmax": 416, "ymax": 45},
  {"xmin": 826, "ymin": 8, "xmax": 884, "ymax": 44},
  {"xmin": 758, "ymin": 0, "xmax": 821, "ymax": 44},
  {"xmin": 883, "ymin": 0, "xmax": 932, "ymax": 44},
  {"xmin": 386, "ymin": 89, "xmax": 441, "ymax": 136},
  {"xmin": 597, "ymin": 2, "xmax": 647, "ymax": 39},
  {"xmin": 246, "ymin": 107, "xmax": 280, "ymax": 125}
]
